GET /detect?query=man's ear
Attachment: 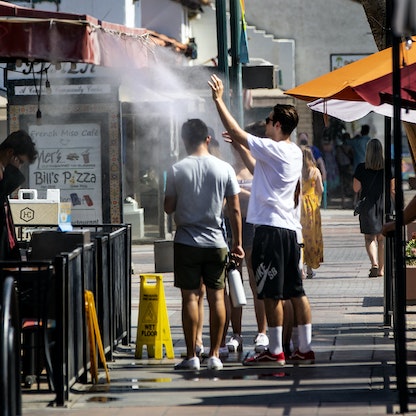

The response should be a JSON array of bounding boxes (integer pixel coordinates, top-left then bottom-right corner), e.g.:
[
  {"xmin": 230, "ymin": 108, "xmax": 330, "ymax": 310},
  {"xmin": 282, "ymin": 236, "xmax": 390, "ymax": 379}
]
[{"xmin": 5, "ymin": 148, "xmax": 14, "ymax": 163}]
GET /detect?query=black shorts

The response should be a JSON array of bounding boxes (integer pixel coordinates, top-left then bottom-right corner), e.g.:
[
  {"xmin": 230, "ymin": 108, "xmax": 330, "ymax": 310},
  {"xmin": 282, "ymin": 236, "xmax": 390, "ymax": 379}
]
[
  {"xmin": 251, "ymin": 225, "xmax": 305, "ymax": 300},
  {"xmin": 173, "ymin": 243, "xmax": 228, "ymax": 290}
]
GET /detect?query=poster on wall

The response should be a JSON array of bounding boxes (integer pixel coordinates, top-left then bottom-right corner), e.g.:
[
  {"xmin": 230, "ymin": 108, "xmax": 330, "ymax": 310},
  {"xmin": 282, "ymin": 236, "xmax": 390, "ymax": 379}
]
[
  {"xmin": 28, "ymin": 123, "xmax": 103, "ymax": 225},
  {"xmin": 330, "ymin": 54, "xmax": 369, "ymax": 71}
]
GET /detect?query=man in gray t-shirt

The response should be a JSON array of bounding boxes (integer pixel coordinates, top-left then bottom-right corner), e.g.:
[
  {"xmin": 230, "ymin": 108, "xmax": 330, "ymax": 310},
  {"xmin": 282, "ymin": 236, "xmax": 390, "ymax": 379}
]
[{"xmin": 164, "ymin": 118, "xmax": 244, "ymax": 371}]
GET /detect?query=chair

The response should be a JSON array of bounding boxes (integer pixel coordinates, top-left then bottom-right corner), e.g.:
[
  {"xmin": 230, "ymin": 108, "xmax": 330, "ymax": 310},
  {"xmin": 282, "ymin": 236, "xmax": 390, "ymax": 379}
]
[{"xmin": 0, "ymin": 261, "xmax": 55, "ymax": 391}]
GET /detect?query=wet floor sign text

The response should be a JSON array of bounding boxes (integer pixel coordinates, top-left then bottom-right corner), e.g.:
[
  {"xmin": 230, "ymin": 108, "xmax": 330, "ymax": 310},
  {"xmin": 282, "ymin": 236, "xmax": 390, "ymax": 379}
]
[{"xmin": 135, "ymin": 274, "xmax": 174, "ymax": 359}]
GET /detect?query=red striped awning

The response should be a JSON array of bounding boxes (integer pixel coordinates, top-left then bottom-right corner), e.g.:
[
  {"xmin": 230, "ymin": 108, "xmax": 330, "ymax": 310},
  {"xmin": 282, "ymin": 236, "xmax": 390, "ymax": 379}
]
[{"xmin": 0, "ymin": 1, "xmax": 186, "ymax": 68}]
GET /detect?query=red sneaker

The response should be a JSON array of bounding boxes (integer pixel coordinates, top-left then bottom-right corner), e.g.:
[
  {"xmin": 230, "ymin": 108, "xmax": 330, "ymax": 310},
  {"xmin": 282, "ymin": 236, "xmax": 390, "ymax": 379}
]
[
  {"xmin": 287, "ymin": 349, "xmax": 315, "ymax": 364},
  {"xmin": 243, "ymin": 350, "xmax": 285, "ymax": 366}
]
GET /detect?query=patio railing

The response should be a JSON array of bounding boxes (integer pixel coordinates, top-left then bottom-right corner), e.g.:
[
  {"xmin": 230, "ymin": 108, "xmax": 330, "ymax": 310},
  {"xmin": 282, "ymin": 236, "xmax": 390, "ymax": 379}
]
[{"xmin": 10, "ymin": 223, "xmax": 132, "ymax": 406}]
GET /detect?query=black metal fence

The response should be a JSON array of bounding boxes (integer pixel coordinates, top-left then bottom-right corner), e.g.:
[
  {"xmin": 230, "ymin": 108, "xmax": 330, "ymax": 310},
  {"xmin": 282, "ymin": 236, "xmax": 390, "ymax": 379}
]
[
  {"xmin": 385, "ymin": 230, "xmax": 411, "ymax": 412},
  {"xmin": 4, "ymin": 223, "xmax": 131, "ymax": 406}
]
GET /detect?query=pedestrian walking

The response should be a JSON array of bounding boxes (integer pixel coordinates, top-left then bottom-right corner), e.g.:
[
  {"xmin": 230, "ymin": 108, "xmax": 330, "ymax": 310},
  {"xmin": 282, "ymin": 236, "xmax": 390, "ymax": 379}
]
[
  {"xmin": 164, "ymin": 118, "xmax": 244, "ymax": 371},
  {"xmin": 209, "ymin": 74, "xmax": 314, "ymax": 366},
  {"xmin": 298, "ymin": 132, "xmax": 328, "ymax": 208},
  {"xmin": 350, "ymin": 125, "xmax": 371, "ymax": 173},
  {"xmin": 349, "ymin": 125, "xmax": 372, "ymax": 206},
  {"xmin": 336, "ymin": 132, "xmax": 354, "ymax": 208},
  {"xmin": 300, "ymin": 146, "xmax": 323, "ymax": 279},
  {"xmin": 353, "ymin": 138, "xmax": 395, "ymax": 277}
]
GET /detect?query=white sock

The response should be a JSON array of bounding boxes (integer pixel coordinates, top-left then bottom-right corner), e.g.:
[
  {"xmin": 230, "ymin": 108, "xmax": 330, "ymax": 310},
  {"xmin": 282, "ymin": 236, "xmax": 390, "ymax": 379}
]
[
  {"xmin": 291, "ymin": 326, "xmax": 299, "ymax": 351},
  {"xmin": 298, "ymin": 323, "xmax": 312, "ymax": 353},
  {"xmin": 267, "ymin": 326, "xmax": 283, "ymax": 355}
]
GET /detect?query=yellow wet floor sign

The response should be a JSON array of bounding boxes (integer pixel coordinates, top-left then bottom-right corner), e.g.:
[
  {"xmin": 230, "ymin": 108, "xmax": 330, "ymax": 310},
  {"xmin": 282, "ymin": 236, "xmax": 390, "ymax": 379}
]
[
  {"xmin": 85, "ymin": 290, "xmax": 110, "ymax": 383},
  {"xmin": 135, "ymin": 274, "xmax": 174, "ymax": 359}
]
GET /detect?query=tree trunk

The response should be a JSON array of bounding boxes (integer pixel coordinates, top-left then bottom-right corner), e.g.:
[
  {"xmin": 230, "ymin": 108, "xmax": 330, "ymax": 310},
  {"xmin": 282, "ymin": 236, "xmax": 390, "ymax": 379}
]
[
  {"xmin": 358, "ymin": 0, "xmax": 416, "ymax": 172},
  {"xmin": 358, "ymin": 0, "xmax": 387, "ymax": 50}
]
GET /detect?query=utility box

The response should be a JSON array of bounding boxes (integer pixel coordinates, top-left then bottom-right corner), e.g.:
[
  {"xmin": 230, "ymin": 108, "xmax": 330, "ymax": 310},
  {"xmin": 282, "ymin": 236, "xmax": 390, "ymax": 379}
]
[
  {"xmin": 154, "ymin": 240, "xmax": 174, "ymax": 273},
  {"xmin": 123, "ymin": 197, "xmax": 144, "ymax": 240},
  {"xmin": 9, "ymin": 189, "xmax": 71, "ymax": 226}
]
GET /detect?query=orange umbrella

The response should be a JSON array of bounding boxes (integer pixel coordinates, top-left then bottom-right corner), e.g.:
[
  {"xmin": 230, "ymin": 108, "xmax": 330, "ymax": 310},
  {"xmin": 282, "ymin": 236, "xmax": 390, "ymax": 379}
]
[{"xmin": 285, "ymin": 37, "xmax": 416, "ymax": 109}]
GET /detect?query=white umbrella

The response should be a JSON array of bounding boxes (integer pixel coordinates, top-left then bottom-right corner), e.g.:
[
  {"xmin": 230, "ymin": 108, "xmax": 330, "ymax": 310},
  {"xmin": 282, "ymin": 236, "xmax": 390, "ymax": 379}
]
[{"xmin": 307, "ymin": 98, "xmax": 416, "ymax": 123}]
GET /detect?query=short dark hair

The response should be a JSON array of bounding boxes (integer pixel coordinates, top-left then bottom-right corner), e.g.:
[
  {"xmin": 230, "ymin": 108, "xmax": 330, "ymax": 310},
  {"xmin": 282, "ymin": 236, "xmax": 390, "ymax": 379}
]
[
  {"xmin": 361, "ymin": 124, "xmax": 370, "ymax": 136},
  {"xmin": 271, "ymin": 104, "xmax": 299, "ymax": 136},
  {"xmin": 181, "ymin": 119, "xmax": 208, "ymax": 152},
  {"xmin": 0, "ymin": 130, "xmax": 38, "ymax": 163}
]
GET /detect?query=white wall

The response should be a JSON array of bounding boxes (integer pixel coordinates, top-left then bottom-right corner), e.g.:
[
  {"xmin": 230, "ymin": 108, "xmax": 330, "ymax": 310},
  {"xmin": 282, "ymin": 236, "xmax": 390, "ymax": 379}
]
[
  {"xmin": 242, "ymin": 0, "xmax": 385, "ymax": 140},
  {"xmin": 140, "ymin": 0, "xmax": 187, "ymax": 42},
  {"xmin": 244, "ymin": 0, "xmax": 377, "ymax": 86},
  {"xmin": 189, "ymin": 5, "xmax": 219, "ymax": 65}
]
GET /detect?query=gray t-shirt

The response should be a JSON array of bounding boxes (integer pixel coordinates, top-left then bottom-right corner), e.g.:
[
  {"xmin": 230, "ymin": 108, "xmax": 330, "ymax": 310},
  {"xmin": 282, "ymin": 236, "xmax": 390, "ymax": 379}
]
[{"xmin": 165, "ymin": 154, "xmax": 240, "ymax": 248}]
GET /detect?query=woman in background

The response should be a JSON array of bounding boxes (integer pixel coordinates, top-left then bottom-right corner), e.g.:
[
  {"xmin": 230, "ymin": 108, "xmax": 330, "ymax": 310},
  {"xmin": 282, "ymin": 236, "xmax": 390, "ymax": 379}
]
[
  {"xmin": 353, "ymin": 138, "xmax": 394, "ymax": 278},
  {"xmin": 300, "ymin": 146, "xmax": 324, "ymax": 279}
]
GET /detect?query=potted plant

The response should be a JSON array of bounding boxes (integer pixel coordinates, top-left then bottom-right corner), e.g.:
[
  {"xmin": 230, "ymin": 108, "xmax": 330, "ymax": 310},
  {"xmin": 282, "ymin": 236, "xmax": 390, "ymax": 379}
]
[{"xmin": 406, "ymin": 232, "xmax": 416, "ymax": 302}]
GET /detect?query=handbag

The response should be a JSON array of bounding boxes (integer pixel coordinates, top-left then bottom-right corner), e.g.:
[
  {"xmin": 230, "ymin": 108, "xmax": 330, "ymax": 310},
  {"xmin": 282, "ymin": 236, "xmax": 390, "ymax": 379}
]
[
  {"xmin": 353, "ymin": 196, "xmax": 366, "ymax": 216},
  {"xmin": 353, "ymin": 170, "xmax": 379, "ymax": 216}
]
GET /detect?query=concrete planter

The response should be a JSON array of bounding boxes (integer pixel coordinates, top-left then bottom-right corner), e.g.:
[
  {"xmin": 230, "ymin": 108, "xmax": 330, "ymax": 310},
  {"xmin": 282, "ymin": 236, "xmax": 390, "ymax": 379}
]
[
  {"xmin": 406, "ymin": 265, "xmax": 416, "ymax": 303},
  {"xmin": 154, "ymin": 240, "xmax": 174, "ymax": 273}
]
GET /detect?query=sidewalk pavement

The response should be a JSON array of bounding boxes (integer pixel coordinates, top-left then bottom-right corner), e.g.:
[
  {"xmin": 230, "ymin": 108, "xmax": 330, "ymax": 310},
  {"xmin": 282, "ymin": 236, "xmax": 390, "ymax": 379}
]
[{"xmin": 22, "ymin": 208, "xmax": 416, "ymax": 415}]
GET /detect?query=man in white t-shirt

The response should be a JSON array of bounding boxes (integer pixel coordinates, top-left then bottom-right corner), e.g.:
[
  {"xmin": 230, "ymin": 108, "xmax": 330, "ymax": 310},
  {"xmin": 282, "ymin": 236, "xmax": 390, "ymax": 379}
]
[{"xmin": 209, "ymin": 74, "xmax": 314, "ymax": 366}]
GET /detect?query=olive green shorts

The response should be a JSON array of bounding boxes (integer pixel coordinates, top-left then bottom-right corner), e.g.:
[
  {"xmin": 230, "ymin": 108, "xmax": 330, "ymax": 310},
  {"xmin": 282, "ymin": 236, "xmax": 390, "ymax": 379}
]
[{"xmin": 173, "ymin": 243, "xmax": 228, "ymax": 290}]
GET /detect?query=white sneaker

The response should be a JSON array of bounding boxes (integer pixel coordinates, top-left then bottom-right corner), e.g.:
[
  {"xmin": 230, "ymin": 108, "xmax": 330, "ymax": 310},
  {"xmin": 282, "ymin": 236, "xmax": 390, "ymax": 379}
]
[
  {"xmin": 207, "ymin": 356, "xmax": 223, "ymax": 370},
  {"xmin": 219, "ymin": 346, "xmax": 229, "ymax": 358},
  {"xmin": 174, "ymin": 356, "xmax": 200, "ymax": 370},
  {"xmin": 254, "ymin": 333, "xmax": 269, "ymax": 353},
  {"xmin": 226, "ymin": 334, "xmax": 243, "ymax": 352}
]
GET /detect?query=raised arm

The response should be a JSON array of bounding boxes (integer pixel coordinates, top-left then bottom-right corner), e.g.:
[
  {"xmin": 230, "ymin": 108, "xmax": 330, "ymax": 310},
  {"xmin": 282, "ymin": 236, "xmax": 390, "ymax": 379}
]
[
  {"xmin": 208, "ymin": 74, "xmax": 249, "ymax": 148},
  {"xmin": 222, "ymin": 131, "xmax": 256, "ymax": 174},
  {"xmin": 382, "ymin": 194, "xmax": 416, "ymax": 235}
]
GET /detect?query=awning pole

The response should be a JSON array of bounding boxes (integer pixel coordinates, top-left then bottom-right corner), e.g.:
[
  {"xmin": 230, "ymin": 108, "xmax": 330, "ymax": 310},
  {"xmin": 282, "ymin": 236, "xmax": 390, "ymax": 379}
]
[
  {"xmin": 392, "ymin": 25, "xmax": 408, "ymax": 413},
  {"xmin": 215, "ymin": 0, "xmax": 230, "ymax": 108},
  {"xmin": 384, "ymin": 0, "xmax": 393, "ymax": 328},
  {"xmin": 229, "ymin": 0, "xmax": 244, "ymax": 126}
]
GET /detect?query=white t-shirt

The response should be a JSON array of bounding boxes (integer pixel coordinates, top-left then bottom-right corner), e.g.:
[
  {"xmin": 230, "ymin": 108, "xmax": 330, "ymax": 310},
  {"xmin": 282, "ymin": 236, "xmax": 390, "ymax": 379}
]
[{"xmin": 247, "ymin": 134, "xmax": 302, "ymax": 231}]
